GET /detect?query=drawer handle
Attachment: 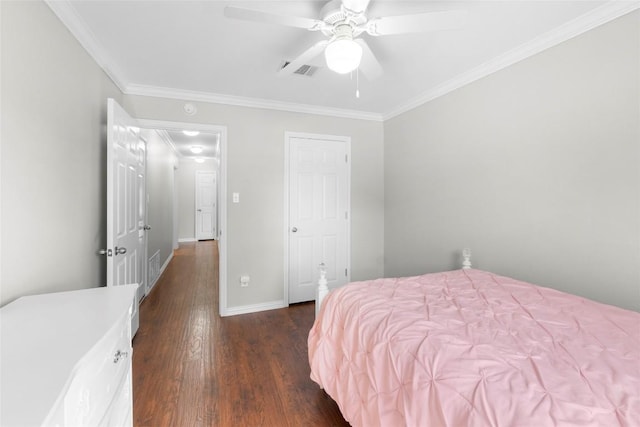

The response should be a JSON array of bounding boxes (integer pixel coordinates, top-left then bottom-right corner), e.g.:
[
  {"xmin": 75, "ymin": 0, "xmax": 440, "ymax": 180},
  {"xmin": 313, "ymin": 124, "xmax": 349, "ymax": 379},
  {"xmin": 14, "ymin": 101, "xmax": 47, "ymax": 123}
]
[{"xmin": 113, "ymin": 349, "xmax": 129, "ymax": 364}]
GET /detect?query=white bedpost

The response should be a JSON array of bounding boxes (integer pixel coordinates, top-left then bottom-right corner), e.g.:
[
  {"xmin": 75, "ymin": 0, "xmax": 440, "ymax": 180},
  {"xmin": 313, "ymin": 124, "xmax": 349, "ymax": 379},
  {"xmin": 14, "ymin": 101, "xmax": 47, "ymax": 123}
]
[
  {"xmin": 316, "ymin": 263, "xmax": 329, "ymax": 317},
  {"xmin": 462, "ymin": 248, "xmax": 472, "ymax": 269}
]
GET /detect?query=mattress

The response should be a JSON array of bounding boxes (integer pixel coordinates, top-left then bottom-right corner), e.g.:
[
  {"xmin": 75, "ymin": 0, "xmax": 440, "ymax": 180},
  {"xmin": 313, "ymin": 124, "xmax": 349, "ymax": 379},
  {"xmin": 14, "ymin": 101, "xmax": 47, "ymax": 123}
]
[{"xmin": 308, "ymin": 269, "xmax": 640, "ymax": 426}]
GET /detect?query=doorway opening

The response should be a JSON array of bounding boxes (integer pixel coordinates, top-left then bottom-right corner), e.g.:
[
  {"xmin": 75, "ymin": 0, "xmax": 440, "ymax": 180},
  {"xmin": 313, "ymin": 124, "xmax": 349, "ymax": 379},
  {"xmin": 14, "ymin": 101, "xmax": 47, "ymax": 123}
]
[{"xmin": 138, "ymin": 119, "xmax": 228, "ymax": 316}]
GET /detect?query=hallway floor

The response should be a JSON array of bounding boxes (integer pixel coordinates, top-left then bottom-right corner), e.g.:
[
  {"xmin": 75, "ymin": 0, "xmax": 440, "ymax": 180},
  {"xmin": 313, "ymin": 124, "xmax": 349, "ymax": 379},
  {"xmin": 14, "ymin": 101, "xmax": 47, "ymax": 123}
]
[{"xmin": 132, "ymin": 241, "xmax": 349, "ymax": 426}]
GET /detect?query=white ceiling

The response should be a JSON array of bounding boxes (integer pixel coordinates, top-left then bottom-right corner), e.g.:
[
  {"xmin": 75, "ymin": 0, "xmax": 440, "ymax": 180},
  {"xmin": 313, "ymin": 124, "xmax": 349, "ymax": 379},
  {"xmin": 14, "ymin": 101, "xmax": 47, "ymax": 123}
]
[
  {"xmin": 48, "ymin": 1, "xmax": 636, "ymax": 120},
  {"xmin": 164, "ymin": 130, "xmax": 220, "ymax": 159}
]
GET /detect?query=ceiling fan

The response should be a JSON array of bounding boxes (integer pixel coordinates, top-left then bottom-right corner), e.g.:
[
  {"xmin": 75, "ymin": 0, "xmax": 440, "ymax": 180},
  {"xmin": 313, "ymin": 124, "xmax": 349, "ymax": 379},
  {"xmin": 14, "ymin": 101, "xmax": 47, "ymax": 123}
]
[{"xmin": 224, "ymin": 0, "xmax": 467, "ymax": 80}]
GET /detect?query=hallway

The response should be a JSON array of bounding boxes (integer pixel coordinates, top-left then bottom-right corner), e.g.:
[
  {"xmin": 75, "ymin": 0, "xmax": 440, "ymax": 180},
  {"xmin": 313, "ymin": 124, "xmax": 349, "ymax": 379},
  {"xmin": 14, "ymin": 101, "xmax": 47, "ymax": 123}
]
[{"xmin": 132, "ymin": 241, "xmax": 349, "ymax": 426}]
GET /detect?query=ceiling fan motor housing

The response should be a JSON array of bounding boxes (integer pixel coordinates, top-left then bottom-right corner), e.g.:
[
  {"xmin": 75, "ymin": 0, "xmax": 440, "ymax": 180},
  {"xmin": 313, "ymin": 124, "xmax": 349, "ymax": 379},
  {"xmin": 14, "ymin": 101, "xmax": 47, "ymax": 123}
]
[
  {"xmin": 321, "ymin": 0, "xmax": 367, "ymax": 37},
  {"xmin": 332, "ymin": 23, "xmax": 356, "ymax": 42}
]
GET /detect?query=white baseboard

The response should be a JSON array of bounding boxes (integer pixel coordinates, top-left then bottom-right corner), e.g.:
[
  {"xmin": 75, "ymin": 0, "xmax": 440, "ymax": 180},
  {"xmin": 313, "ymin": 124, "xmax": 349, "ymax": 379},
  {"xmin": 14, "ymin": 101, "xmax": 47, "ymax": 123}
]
[
  {"xmin": 159, "ymin": 252, "xmax": 173, "ymax": 279},
  {"xmin": 147, "ymin": 251, "xmax": 174, "ymax": 293},
  {"xmin": 222, "ymin": 300, "xmax": 287, "ymax": 317},
  {"xmin": 178, "ymin": 237, "xmax": 197, "ymax": 243}
]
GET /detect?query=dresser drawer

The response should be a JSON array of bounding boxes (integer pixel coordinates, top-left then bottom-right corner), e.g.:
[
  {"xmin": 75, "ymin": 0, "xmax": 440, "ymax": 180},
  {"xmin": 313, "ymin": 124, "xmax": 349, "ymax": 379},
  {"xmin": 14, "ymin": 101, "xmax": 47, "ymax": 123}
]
[
  {"xmin": 1, "ymin": 285, "xmax": 137, "ymax": 427},
  {"xmin": 63, "ymin": 310, "xmax": 132, "ymax": 425},
  {"xmin": 100, "ymin": 367, "xmax": 133, "ymax": 427}
]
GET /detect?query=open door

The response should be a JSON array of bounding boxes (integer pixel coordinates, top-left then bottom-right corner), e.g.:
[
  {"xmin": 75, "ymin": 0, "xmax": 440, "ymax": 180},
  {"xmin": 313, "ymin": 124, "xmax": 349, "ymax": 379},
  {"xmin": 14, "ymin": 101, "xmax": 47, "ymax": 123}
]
[{"xmin": 106, "ymin": 98, "xmax": 147, "ymax": 337}]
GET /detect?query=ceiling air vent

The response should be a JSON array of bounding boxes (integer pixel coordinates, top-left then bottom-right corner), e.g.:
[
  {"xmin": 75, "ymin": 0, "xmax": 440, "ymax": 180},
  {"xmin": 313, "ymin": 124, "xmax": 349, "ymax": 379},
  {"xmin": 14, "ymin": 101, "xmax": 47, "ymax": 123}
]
[{"xmin": 281, "ymin": 61, "xmax": 318, "ymax": 77}]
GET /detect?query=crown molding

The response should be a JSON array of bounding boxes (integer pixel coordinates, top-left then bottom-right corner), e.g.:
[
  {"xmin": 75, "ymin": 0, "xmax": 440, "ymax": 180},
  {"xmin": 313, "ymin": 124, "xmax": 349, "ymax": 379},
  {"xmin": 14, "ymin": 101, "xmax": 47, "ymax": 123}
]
[
  {"xmin": 44, "ymin": 0, "xmax": 129, "ymax": 92},
  {"xmin": 155, "ymin": 129, "xmax": 181, "ymax": 158},
  {"xmin": 44, "ymin": 0, "xmax": 381, "ymax": 122},
  {"xmin": 46, "ymin": 0, "xmax": 637, "ymax": 123},
  {"xmin": 382, "ymin": 0, "xmax": 640, "ymax": 121},
  {"xmin": 124, "ymin": 84, "xmax": 383, "ymax": 122},
  {"xmin": 154, "ymin": 129, "xmax": 218, "ymax": 161}
]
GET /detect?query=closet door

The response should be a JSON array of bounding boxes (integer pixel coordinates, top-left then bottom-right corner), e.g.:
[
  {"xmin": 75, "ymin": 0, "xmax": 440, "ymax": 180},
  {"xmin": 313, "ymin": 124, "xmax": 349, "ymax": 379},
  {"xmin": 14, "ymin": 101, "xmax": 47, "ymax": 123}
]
[{"xmin": 286, "ymin": 133, "xmax": 351, "ymax": 304}]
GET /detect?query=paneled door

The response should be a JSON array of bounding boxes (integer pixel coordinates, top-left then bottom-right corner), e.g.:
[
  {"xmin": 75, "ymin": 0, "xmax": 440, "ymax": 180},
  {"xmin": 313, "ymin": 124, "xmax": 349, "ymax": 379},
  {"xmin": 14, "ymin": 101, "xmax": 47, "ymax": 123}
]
[
  {"xmin": 106, "ymin": 98, "xmax": 146, "ymax": 336},
  {"xmin": 286, "ymin": 133, "xmax": 350, "ymax": 304},
  {"xmin": 195, "ymin": 171, "xmax": 217, "ymax": 240}
]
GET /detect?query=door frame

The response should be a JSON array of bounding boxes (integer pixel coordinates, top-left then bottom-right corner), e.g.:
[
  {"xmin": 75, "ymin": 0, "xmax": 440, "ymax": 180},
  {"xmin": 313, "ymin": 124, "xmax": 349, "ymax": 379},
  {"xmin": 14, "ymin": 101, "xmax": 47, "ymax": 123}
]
[
  {"xmin": 139, "ymin": 133, "xmax": 149, "ymax": 299},
  {"xmin": 138, "ymin": 118, "xmax": 228, "ymax": 316},
  {"xmin": 283, "ymin": 131, "xmax": 351, "ymax": 306}
]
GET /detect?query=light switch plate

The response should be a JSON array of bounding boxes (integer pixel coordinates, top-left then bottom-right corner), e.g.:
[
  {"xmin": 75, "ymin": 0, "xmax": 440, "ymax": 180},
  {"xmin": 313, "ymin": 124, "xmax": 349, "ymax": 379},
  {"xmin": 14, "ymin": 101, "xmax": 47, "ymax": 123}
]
[
  {"xmin": 240, "ymin": 275, "xmax": 250, "ymax": 287},
  {"xmin": 233, "ymin": 192, "xmax": 240, "ymax": 203}
]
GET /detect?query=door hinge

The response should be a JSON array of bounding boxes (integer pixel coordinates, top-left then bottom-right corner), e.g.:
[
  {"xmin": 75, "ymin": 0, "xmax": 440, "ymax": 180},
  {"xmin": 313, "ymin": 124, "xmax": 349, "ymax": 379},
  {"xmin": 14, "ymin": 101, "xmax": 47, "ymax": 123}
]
[
  {"xmin": 345, "ymin": 154, "xmax": 348, "ymax": 163},
  {"xmin": 345, "ymin": 211, "xmax": 348, "ymax": 220},
  {"xmin": 345, "ymin": 268, "xmax": 348, "ymax": 277}
]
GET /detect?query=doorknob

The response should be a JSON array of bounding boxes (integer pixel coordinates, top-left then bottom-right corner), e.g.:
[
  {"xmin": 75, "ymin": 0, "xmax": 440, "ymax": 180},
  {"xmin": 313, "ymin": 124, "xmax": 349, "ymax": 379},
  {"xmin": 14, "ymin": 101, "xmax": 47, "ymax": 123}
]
[
  {"xmin": 98, "ymin": 249, "xmax": 113, "ymax": 257},
  {"xmin": 197, "ymin": 209, "xmax": 202, "ymax": 212},
  {"xmin": 143, "ymin": 225, "xmax": 152, "ymax": 231},
  {"xmin": 291, "ymin": 227, "xmax": 298, "ymax": 233},
  {"xmin": 114, "ymin": 246, "xmax": 127, "ymax": 255}
]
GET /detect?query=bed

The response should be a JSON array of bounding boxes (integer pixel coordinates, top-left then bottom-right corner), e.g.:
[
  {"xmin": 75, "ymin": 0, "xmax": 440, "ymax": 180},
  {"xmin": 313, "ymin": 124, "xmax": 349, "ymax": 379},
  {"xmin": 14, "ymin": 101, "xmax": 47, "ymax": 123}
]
[{"xmin": 308, "ymin": 252, "xmax": 640, "ymax": 426}]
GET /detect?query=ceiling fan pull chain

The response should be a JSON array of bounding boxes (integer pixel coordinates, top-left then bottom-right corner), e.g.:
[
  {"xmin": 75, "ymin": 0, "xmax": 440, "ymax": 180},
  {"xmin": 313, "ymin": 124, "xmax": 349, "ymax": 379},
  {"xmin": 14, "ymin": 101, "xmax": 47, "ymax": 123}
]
[{"xmin": 356, "ymin": 68, "xmax": 360, "ymax": 99}]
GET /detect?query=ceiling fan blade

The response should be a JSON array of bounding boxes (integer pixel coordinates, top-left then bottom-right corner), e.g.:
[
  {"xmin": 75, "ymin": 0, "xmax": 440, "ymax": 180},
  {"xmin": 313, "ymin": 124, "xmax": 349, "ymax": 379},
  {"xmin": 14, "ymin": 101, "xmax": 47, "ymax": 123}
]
[
  {"xmin": 341, "ymin": 0, "xmax": 371, "ymax": 14},
  {"xmin": 366, "ymin": 10, "xmax": 468, "ymax": 36},
  {"xmin": 354, "ymin": 39, "xmax": 382, "ymax": 81},
  {"xmin": 224, "ymin": 6, "xmax": 326, "ymax": 31},
  {"xmin": 278, "ymin": 40, "xmax": 329, "ymax": 76}
]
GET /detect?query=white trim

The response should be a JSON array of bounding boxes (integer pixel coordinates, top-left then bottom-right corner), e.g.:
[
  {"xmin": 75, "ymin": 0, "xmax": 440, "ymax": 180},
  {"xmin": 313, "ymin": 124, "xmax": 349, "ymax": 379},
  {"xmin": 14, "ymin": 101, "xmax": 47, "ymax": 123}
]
[
  {"xmin": 148, "ymin": 250, "xmax": 173, "ymax": 291},
  {"xmin": 46, "ymin": 0, "xmax": 638, "ymax": 122},
  {"xmin": 156, "ymin": 130, "xmax": 181, "ymax": 158},
  {"xmin": 159, "ymin": 251, "xmax": 173, "ymax": 280},
  {"xmin": 0, "ymin": 0, "xmax": 3, "ymax": 306},
  {"xmin": 223, "ymin": 300, "xmax": 287, "ymax": 317},
  {"xmin": 383, "ymin": 1, "xmax": 640, "ymax": 120},
  {"xmin": 178, "ymin": 237, "xmax": 197, "ymax": 243},
  {"xmin": 44, "ymin": 0, "xmax": 376, "ymax": 121},
  {"xmin": 283, "ymin": 132, "xmax": 351, "ymax": 307},
  {"xmin": 44, "ymin": 0, "xmax": 128, "ymax": 92},
  {"xmin": 284, "ymin": 137, "xmax": 291, "ymax": 307},
  {"xmin": 173, "ymin": 167, "xmax": 179, "ymax": 250},
  {"xmin": 137, "ymin": 119, "xmax": 229, "ymax": 318},
  {"xmin": 141, "ymin": 251, "xmax": 174, "ymax": 302},
  {"xmin": 125, "ymin": 84, "xmax": 383, "ymax": 122}
]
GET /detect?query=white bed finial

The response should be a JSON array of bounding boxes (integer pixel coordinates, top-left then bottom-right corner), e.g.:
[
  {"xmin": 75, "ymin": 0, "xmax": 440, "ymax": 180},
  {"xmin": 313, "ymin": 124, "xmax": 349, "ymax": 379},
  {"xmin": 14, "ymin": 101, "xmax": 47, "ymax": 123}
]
[
  {"xmin": 462, "ymin": 248, "xmax": 472, "ymax": 269},
  {"xmin": 316, "ymin": 263, "xmax": 329, "ymax": 317}
]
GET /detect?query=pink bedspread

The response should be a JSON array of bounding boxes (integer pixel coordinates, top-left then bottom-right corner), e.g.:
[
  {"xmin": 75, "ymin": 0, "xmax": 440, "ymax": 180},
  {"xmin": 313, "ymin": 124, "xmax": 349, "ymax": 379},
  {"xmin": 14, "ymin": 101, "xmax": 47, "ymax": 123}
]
[{"xmin": 308, "ymin": 269, "xmax": 640, "ymax": 426}]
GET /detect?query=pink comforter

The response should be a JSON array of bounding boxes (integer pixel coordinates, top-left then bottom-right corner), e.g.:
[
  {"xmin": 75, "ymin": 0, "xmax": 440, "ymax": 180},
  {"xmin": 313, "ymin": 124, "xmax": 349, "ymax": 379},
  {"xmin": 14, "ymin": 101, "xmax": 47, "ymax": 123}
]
[{"xmin": 308, "ymin": 269, "xmax": 640, "ymax": 426}]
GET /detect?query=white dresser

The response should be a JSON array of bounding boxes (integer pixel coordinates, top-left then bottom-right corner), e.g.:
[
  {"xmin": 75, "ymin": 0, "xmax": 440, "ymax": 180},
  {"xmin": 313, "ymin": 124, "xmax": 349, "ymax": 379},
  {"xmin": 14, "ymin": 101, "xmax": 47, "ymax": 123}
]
[{"xmin": 0, "ymin": 284, "xmax": 137, "ymax": 426}]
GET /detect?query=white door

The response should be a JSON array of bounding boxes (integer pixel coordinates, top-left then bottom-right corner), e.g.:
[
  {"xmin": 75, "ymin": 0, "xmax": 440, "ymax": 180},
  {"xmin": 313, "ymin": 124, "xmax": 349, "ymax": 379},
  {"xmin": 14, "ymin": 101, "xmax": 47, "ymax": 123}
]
[
  {"xmin": 287, "ymin": 133, "xmax": 350, "ymax": 304},
  {"xmin": 107, "ymin": 98, "xmax": 146, "ymax": 337},
  {"xmin": 195, "ymin": 171, "xmax": 217, "ymax": 240}
]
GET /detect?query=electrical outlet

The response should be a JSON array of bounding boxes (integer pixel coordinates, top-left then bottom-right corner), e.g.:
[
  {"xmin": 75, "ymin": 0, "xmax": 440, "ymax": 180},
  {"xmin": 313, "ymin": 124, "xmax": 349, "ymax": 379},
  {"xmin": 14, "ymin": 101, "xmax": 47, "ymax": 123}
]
[{"xmin": 240, "ymin": 275, "xmax": 250, "ymax": 287}]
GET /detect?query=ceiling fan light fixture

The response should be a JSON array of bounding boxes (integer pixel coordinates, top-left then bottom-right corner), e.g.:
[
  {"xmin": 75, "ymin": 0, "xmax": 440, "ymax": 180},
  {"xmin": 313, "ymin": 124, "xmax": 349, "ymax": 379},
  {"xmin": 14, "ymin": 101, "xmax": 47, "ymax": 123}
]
[
  {"xmin": 324, "ymin": 38, "xmax": 362, "ymax": 74},
  {"xmin": 190, "ymin": 145, "xmax": 204, "ymax": 154}
]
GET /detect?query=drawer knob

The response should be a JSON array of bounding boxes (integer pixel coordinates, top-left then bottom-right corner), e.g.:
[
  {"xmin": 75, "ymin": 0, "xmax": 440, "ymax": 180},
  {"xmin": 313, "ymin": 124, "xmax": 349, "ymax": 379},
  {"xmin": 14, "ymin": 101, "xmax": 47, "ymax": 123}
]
[{"xmin": 113, "ymin": 349, "xmax": 129, "ymax": 363}]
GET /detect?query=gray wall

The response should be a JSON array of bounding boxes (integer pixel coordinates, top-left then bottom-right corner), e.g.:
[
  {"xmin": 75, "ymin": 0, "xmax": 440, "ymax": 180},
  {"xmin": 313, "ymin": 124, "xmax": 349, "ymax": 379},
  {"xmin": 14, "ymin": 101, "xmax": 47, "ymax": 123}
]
[
  {"xmin": 122, "ymin": 96, "xmax": 385, "ymax": 308},
  {"xmin": 0, "ymin": 1, "xmax": 384, "ymax": 311},
  {"xmin": 144, "ymin": 130, "xmax": 178, "ymax": 272},
  {"xmin": 2, "ymin": 1, "xmax": 636, "ymax": 313},
  {"xmin": 177, "ymin": 158, "xmax": 217, "ymax": 241},
  {"xmin": 384, "ymin": 11, "xmax": 640, "ymax": 311},
  {"xmin": 1, "ymin": 1, "xmax": 123, "ymax": 306}
]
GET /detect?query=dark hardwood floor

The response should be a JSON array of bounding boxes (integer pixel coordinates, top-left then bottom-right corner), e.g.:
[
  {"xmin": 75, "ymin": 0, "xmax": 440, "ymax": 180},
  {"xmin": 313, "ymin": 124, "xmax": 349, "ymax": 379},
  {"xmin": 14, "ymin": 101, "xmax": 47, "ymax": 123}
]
[{"xmin": 132, "ymin": 241, "xmax": 349, "ymax": 426}]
